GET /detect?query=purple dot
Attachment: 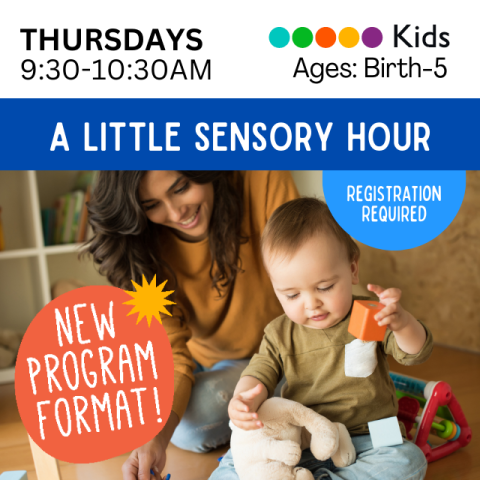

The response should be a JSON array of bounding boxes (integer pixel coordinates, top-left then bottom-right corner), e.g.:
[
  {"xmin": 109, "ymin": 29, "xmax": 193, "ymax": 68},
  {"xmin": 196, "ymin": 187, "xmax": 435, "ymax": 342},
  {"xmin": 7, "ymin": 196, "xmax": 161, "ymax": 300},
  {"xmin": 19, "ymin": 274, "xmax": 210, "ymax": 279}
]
[{"xmin": 362, "ymin": 27, "xmax": 383, "ymax": 48}]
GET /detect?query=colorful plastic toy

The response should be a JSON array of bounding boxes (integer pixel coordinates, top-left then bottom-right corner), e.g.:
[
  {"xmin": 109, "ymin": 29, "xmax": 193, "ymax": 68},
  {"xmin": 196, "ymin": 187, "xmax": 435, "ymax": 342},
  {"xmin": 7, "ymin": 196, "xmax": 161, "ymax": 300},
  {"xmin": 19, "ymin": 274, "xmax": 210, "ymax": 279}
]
[
  {"xmin": 348, "ymin": 300, "xmax": 386, "ymax": 341},
  {"xmin": 390, "ymin": 372, "xmax": 472, "ymax": 462},
  {"xmin": 150, "ymin": 470, "xmax": 170, "ymax": 479}
]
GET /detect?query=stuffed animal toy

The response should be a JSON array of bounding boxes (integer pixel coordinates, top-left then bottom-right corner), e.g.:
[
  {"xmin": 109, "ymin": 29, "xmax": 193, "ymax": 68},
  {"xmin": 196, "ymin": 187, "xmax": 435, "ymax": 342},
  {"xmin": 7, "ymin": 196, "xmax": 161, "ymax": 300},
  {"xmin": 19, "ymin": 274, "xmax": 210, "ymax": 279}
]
[
  {"xmin": 51, "ymin": 278, "xmax": 86, "ymax": 299},
  {"xmin": 0, "ymin": 329, "xmax": 23, "ymax": 368},
  {"xmin": 230, "ymin": 397, "xmax": 355, "ymax": 480}
]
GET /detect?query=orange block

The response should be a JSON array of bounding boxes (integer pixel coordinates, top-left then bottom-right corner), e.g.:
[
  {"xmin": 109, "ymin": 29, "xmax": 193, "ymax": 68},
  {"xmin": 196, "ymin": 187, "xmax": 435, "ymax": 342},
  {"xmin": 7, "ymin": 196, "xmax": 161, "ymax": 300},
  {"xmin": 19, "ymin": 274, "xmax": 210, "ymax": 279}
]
[{"xmin": 348, "ymin": 300, "xmax": 387, "ymax": 341}]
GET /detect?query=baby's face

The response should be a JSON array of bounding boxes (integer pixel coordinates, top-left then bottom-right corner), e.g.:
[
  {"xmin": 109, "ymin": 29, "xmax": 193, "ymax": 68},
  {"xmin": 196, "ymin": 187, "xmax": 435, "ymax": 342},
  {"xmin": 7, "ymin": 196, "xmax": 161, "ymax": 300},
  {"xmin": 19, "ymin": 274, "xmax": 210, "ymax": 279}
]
[{"xmin": 266, "ymin": 233, "xmax": 359, "ymax": 330}]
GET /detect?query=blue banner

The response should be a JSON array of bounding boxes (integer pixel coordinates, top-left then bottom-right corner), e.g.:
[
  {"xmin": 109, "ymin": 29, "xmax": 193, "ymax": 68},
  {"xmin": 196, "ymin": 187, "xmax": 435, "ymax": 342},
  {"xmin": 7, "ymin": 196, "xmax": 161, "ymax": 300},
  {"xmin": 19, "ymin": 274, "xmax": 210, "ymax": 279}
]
[{"xmin": 0, "ymin": 99, "xmax": 478, "ymax": 170}]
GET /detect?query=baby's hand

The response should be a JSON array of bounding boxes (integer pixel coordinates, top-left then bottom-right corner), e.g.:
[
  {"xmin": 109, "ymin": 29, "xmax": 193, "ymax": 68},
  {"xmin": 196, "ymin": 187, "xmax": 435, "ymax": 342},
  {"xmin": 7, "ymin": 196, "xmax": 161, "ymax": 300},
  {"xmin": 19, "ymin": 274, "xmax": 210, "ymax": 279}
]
[
  {"xmin": 367, "ymin": 284, "xmax": 415, "ymax": 332},
  {"xmin": 228, "ymin": 383, "xmax": 265, "ymax": 430}
]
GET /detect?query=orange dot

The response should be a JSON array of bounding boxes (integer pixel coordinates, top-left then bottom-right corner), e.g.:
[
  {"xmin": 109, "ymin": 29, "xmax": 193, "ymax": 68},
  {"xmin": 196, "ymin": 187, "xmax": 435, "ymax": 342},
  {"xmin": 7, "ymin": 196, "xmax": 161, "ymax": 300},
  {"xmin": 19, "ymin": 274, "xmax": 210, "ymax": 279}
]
[
  {"xmin": 339, "ymin": 27, "xmax": 360, "ymax": 48},
  {"xmin": 315, "ymin": 27, "xmax": 336, "ymax": 48}
]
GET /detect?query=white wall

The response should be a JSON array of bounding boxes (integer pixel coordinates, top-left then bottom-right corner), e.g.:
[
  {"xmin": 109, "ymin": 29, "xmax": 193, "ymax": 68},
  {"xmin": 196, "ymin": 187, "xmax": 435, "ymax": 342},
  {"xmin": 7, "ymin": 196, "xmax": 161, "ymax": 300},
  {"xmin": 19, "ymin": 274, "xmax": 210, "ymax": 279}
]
[{"xmin": 291, "ymin": 171, "xmax": 325, "ymax": 200}]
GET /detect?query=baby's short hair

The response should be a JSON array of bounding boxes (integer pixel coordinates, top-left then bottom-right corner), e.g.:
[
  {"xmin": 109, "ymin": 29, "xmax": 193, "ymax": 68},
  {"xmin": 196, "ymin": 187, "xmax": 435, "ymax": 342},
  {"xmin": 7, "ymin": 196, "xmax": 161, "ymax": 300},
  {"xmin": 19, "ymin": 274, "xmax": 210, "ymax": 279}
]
[{"xmin": 261, "ymin": 197, "xmax": 360, "ymax": 264}]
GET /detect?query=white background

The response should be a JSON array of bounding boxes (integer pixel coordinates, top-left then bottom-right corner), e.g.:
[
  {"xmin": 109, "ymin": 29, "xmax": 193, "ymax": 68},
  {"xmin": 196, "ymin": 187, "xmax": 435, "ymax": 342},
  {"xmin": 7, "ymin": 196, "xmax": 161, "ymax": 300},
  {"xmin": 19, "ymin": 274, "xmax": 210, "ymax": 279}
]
[{"xmin": 1, "ymin": 0, "xmax": 479, "ymax": 98}]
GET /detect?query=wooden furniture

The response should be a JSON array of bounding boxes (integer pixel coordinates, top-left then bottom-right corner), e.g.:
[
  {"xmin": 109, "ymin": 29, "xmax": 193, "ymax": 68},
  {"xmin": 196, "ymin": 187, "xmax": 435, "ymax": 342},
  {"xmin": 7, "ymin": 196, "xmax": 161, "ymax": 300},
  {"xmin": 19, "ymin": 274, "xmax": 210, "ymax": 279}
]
[
  {"xmin": 0, "ymin": 171, "xmax": 109, "ymax": 385},
  {"xmin": 0, "ymin": 171, "xmax": 109, "ymax": 477},
  {"xmin": 28, "ymin": 437, "xmax": 62, "ymax": 480}
]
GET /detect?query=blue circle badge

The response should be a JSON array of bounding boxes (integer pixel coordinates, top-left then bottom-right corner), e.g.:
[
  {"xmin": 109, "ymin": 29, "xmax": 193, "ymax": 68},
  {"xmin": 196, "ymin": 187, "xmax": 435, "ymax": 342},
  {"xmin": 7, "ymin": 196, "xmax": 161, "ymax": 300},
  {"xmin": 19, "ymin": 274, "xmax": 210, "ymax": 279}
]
[{"xmin": 323, "ymin": 171, "xmax": 466, "ymax": 250}]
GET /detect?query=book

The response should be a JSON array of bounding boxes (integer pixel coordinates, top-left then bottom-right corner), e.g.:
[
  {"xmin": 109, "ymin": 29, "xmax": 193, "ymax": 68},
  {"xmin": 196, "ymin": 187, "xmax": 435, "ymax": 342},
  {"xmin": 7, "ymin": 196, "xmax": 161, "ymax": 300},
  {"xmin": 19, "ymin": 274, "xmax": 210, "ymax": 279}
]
[
  {"xmin": 76, "ymin": 185, "xmax": 91, "ymax": 243},
  {"xmin": 50, "ymin": 172, "xmax": 97, "ymax": 245},
  {"xmin": 60, "ymin": 193, "xmax": 73, "ymax": 244},
  {"xmin": 41, "ymin": 208, "xmax": 56, "ymax": 246},
  {"xmin": 53, "ymin": 196, "xmax": 66, "ymax": 245},
  {"xmin": 69, "ymin": 190, "xmax": 85, "ymax": 243},
  {"xmin": 62, "ymin": 191, "xmax": 84, "ymax": 244},
  {"xmin": 73, "ymin": 171, "xmax": 97, "ymax": 191}
]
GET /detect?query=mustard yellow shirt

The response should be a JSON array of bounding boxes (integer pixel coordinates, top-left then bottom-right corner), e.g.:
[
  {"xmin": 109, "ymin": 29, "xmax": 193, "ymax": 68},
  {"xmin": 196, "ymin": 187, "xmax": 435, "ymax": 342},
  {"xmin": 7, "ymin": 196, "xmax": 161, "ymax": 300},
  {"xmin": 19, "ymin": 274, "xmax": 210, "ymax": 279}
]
[{"xmin": 161, "ymin": 171, "xmax": 299, "ymax": 419}]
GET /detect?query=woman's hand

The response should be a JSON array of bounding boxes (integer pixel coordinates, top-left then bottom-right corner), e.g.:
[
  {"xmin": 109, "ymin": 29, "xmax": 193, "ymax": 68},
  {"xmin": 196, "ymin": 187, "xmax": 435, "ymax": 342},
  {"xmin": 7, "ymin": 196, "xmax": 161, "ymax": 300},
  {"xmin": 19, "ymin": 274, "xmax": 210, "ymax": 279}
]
[
  {"xmin": 122, "ymin": 410, "xmax": 179, "ymax": 480},
  {"xmin": 228, "ymin": 382, "xmax": 267, "ymax": 430},
  {"xmin": 122, "ymin": 435, "xmax": 167, "ymax": 480}
]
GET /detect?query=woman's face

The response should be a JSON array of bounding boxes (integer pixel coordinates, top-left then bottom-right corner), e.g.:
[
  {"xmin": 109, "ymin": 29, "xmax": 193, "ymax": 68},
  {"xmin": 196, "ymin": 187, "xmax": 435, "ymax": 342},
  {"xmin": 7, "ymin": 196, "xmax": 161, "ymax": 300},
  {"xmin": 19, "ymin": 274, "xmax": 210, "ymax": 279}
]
[{"xmin": 138, "ymin": 171, "xmax": 214, "ymax": 242}]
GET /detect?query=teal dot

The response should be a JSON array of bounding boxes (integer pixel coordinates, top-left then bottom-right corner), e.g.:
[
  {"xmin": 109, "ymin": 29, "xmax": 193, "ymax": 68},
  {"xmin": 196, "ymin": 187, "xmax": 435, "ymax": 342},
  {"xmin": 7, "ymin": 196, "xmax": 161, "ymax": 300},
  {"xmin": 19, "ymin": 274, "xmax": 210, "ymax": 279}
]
[
  {"xmin": 292, "ymin": 27, "xmax": 313, "ymax": 48},
  {"xmin": 269, "ymin": 27, "xmax": 290, "ymax": 48}
]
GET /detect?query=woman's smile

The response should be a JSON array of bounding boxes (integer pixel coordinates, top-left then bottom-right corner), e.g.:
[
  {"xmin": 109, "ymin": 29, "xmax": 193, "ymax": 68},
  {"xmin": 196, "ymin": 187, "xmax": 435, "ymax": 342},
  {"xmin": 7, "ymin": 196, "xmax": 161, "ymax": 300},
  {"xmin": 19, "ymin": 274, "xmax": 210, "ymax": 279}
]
[
  {"xmin": 139, "ymin": 171, "xmax": 214, "ymax": 242},
  {"xmin": 178, "ymin": 206, "xmax": 201, "ymax": 228}
]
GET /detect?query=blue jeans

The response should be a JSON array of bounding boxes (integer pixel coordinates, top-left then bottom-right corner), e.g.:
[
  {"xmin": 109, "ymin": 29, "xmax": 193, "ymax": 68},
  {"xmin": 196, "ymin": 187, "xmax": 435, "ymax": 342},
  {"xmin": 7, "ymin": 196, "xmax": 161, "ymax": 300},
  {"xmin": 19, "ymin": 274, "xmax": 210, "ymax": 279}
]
[
  {"xmin": 209, "ymin": 434, "xmax": 427, "ymax": 480},
  {"xmin": 171, "ymin": 358, "xmax": 286, "ymax": 453}
]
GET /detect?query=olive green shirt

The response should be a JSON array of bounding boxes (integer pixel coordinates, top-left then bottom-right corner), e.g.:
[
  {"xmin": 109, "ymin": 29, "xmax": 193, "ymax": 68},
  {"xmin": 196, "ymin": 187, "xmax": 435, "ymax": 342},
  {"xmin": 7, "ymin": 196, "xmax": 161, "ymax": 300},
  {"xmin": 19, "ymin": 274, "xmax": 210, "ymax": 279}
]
[{"xmin": 241, "ymin": 296, "xmax": 433, "ymax": 436}]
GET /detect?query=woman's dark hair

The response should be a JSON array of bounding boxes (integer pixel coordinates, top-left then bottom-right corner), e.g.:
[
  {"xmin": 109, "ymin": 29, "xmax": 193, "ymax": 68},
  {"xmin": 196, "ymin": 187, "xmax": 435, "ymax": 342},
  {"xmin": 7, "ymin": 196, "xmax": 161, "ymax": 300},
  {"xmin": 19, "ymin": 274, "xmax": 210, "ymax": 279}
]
[{"xmin": 81, "ymin": 171, "xmax": 247, "ymax": 297}]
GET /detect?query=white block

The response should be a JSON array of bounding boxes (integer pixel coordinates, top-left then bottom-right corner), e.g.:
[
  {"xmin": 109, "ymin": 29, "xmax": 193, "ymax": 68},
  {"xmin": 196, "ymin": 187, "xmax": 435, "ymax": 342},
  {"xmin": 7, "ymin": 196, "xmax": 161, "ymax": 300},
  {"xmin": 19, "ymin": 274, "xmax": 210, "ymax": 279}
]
[
  {"xmin": 368, "ymin": 416, "xmax": 403, "ymax": 449},
  {"xmin": 0, "ymin": 472, "xmax": 28, "ymax": 480}
]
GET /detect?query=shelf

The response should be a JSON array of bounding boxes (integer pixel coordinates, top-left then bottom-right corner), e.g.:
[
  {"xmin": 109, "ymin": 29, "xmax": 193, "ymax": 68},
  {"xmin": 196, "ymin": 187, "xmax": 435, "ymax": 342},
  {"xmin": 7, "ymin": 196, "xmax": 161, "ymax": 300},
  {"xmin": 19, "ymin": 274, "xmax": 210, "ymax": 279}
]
[
  {"xmin": 0, "ymin": 256, "xmax": 44, "ymax": 332},
  {"xmin": 36, "ymin": 171, "xmax": 81, "ymax": 210},
  {"xmin": 0, "ymin": 171, "xmax": 109, "ymax": 385},
  {"xmin": 0, "ymin": 171, "xmax": 38, "ymax": 250},
  {"xmin": 0, "ymin": 244, "xmax": 88, "ymax": 259},
  {"xmin": 47, "ymin": 252, "xmax": 110, "ymax": 289},
  {"xmin": 44, "ymin": 243, "xmax": 84, "ymax": 255},
  {"xmin": 0, "ymin": 366, "xmax": 15, "ymax": 385},
  {"xmin": 0, "ymin": 248, "xmax": 39, "ymax": 260}
]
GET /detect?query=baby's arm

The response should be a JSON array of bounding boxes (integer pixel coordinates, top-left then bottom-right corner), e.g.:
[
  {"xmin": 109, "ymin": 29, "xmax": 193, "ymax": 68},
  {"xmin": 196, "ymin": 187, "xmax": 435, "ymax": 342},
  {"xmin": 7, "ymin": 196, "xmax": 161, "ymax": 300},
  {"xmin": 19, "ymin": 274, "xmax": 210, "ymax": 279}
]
[
  {"xmin": 228, "ymin": 376, "xmax": 268, "ymax": 430},
  {"xmin": 230, "ymin": 323, "xmax": 284, "ymax": 430},
  {"xmin": 368, "ymin": 284, "xmax": 427, "ymax": 354}
]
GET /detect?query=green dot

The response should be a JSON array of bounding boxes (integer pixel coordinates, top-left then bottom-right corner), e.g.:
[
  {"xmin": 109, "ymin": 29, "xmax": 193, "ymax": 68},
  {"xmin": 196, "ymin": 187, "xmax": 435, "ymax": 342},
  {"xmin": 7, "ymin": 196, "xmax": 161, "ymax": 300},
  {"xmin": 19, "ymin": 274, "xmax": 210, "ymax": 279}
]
[
  {"xmin": 269, "ymin": 27, "xmax": 290, "ymax": 48},
  {"xmin": 292, "ymin": 27, "xmax": 313, "ymax": 48}
]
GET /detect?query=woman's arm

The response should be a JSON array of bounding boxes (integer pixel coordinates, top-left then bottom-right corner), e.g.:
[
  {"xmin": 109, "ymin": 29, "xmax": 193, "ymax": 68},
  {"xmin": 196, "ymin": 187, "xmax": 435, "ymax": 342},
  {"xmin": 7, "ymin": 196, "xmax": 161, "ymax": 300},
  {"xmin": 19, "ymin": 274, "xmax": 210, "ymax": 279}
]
[
  {"xmin": 157, "ymin": 411, "xmax": 180, "ymax": 450},
  {"xmin": 122, "ymin": 411, "xmax": 179, "ymax": 480},
  {"xmin": 122, "ymin": 303, "xmax": 194, "ymax": 480}
]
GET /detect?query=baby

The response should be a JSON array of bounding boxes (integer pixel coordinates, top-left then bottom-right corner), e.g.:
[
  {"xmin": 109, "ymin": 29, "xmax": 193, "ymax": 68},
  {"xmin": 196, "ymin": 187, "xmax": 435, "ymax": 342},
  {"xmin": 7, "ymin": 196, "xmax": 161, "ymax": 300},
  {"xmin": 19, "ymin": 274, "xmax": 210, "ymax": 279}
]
[{"xmin": 210, "ymin": 197, "xmax": 433, "ymax": 480}]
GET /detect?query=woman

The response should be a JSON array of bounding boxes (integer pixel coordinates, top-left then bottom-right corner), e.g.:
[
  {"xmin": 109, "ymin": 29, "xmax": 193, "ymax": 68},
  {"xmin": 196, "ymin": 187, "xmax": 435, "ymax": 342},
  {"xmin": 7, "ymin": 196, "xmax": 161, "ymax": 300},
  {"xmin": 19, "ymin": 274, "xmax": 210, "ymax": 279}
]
[{"xmin": 84, "ymin": 170, "xmax": 299, "ymax": 480}]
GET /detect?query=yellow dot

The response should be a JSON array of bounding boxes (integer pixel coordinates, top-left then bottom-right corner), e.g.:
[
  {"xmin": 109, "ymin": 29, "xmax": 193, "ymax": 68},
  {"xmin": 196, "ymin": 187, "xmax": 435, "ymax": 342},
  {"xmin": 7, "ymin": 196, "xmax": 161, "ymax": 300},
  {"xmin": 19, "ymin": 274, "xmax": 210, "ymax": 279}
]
[{"xmin": 339, "ymin": 27, "xmax": 360, "ymax": 48}]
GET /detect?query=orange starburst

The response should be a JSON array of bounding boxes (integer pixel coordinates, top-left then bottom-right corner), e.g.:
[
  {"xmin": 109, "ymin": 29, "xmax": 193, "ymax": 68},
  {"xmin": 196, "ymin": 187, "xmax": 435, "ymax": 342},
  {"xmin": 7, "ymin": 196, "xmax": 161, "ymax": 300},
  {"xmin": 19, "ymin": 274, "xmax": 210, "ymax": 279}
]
[{"xmin": 123, "ymin": 275, "xmax": 175, "ymax": 326}]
